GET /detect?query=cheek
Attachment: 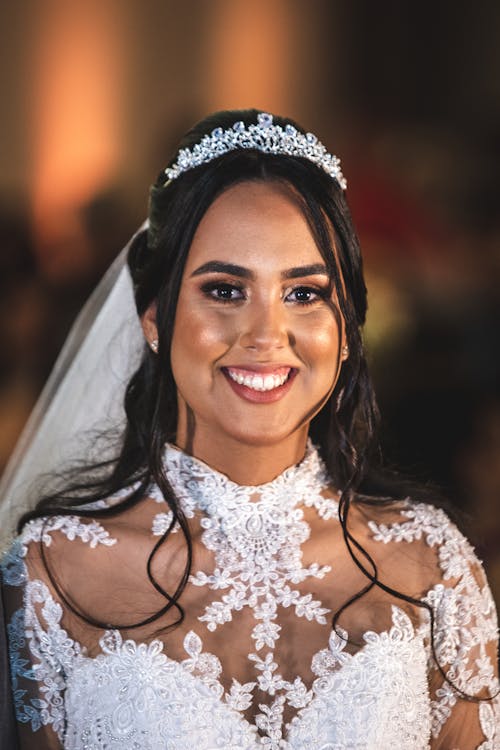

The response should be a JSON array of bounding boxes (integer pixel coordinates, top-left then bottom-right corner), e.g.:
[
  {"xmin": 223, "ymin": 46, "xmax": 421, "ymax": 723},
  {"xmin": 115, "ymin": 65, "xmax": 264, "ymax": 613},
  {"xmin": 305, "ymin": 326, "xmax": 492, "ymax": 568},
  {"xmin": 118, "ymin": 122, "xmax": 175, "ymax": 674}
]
[
  {"xmin": 296, "ymin": 312, "xmax": 342, "ymax": 367},
  {"xmin": 170, "ymin": 299, "xmax": 234, "ymax": 373}
]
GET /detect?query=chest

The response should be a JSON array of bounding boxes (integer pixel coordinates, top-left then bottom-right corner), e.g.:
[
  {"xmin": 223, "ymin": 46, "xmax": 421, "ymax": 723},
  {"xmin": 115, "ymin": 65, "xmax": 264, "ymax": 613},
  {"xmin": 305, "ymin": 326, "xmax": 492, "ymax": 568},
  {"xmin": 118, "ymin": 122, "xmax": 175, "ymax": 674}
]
[{"xmin": 62, "ymin": 619, "xmax": 432, "ymax": 750}]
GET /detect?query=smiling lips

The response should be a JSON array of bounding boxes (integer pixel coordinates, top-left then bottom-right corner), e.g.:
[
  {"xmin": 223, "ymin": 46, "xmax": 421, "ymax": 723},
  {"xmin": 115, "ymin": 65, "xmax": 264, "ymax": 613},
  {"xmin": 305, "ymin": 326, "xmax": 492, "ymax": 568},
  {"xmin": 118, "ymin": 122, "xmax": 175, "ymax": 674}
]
[
  {"xmin": 226, "ymin": 366, "xmax": 291, "ymax": 391},
  {"xmin": 222, "ymin": 366, "xmax": 296, "ymax": 403}
]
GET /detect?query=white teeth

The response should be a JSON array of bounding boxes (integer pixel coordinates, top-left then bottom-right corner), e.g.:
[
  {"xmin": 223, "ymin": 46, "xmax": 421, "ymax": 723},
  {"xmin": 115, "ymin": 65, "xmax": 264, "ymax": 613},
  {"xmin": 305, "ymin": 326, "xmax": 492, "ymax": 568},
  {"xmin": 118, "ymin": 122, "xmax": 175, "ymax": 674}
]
[
  {"xmin": 227, "ymin": 369, "xmax": 290, "ymax": 391},
  {"xmin": 251, "ymin": 375, "xmax": 264, "ymax": 389},
  {"xmin": 263, "ymin": 375, "xmax": 274, "ymax": 390}
]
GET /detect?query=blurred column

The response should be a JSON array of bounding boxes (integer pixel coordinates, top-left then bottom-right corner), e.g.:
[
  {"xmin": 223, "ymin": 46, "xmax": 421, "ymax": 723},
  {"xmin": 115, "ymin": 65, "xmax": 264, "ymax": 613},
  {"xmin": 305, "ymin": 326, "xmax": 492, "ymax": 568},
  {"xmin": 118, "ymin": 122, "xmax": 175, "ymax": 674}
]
[
  {"xmin": 201, "ymin": 0, "xmax": 299, "ymax": 114},
  {"xmin": 31, "ymin": 0, "xmax": 128, "ymax": 282}
]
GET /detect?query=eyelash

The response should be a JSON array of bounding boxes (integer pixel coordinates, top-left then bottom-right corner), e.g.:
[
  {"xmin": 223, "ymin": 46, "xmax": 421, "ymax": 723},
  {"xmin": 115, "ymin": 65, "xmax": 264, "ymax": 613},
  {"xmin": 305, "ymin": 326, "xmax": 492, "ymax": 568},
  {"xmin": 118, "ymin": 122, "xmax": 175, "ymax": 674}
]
[
  {"xmin": 201, "ymin": 282, "xmax": 245, "ymax": 304},
  {"xmin": 286, "ymin": 287, "xmax": 327, "ymax": 305},
  {"xmin": 200, "ymin": 282, "xmax": 327, "ymax": 306}
]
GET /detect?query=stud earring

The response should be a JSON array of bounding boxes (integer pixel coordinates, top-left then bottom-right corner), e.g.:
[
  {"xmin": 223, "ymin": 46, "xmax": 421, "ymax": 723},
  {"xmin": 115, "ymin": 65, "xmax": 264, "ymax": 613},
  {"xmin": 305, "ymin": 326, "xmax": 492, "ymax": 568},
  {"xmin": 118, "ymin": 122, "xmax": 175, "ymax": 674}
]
[
  {"xmin": 150, "ymin": 339, "xmax": 158, "ymax": 353},
  {"xmin": 341, "ymin": 345, "xmax": 349, "ymax": 359}
]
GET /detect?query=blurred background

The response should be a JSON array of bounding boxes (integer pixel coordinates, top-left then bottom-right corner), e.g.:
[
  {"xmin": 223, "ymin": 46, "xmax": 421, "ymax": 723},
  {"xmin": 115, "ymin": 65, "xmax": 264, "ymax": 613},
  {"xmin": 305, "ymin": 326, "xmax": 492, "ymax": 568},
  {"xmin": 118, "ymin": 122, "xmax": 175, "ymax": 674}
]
[{"xmin": 0, "ymin": 0, "xmax": 499, "ymax": 601}]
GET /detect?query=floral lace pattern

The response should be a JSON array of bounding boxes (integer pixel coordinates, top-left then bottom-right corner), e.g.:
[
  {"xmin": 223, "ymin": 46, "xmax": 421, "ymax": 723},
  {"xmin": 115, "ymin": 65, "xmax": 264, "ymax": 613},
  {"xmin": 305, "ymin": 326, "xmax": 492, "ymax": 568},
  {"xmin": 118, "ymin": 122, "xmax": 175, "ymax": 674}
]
[
  {"xmin": 21, "ymin": 515, "xmax": 117, "ymax": 549},
  {"xmin": 165, "ymin": 442, "xmax": 340, "ymax": 738},
  {"xmin": 370, "ymin": 503, "xmax": 499, "ymax": 743},
  {"xmin": 10, "ymin": 578, "xmax": 433, "ymax": 749},
  {"xmin": 7, "ymin": 581, "xmax": 80, "ymax": 739},
  {"xmin": 2, "ymin": 444, "xmax": 499, "ymax": 748}
]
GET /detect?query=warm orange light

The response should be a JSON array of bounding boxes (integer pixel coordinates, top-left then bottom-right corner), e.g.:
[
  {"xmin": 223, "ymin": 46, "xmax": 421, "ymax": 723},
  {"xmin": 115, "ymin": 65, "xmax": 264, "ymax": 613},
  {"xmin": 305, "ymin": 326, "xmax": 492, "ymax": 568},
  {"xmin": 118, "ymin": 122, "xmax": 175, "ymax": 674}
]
[
  {"xmin": 203, "ymin": 0, "xmax": 296, "ymax": 114},
  {"xmin": 31, "ymin": 1, "xmax": 125, "ymax": 269}
]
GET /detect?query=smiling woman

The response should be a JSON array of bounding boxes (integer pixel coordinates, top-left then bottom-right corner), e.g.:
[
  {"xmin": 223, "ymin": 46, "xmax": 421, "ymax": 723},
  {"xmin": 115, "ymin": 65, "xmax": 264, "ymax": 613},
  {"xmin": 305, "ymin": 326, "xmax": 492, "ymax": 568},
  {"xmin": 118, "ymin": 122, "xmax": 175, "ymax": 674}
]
[
  {"xmin": 0, "ymin": 110, "xmax": 498, "ymax": 749},
  {"xmin": 144, "ymin": 181, "xmax": 346, "ymax": 472}
]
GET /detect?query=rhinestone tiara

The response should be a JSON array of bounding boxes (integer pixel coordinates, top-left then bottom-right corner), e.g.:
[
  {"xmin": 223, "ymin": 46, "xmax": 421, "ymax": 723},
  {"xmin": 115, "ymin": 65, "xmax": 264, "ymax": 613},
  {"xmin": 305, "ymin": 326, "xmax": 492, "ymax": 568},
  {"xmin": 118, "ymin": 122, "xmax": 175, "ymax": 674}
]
[{"xmin": 164, "ymin": 112, "xmax": 347, "ymax": 189}]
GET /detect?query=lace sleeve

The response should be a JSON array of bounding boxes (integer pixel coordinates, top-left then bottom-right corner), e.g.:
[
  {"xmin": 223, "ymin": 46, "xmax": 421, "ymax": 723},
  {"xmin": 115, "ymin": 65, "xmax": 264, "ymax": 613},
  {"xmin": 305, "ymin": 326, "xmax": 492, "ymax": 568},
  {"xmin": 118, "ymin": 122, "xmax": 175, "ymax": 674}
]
[
  {"xmin": 1, "ymin": 533, "xmax": 81, "ymax": 749},
  {"xmin": 1, "ymin": 576, "xmax": 18, "ymax": 748},
  {"xmin": 370, "ymin": 502, "xmax": 500, "ymax": 749},
  {"xmin": 423, "ymin": 516, "xmax": 500, "ymax": 749}
]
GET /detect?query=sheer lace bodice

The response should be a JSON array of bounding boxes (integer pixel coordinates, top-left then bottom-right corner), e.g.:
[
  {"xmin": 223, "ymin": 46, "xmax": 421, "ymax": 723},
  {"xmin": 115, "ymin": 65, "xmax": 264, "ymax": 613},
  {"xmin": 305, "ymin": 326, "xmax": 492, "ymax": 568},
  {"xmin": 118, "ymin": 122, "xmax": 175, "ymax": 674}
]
[{"xmin": 2, "ymin": 442, "xmax": 499, "ymax": 749}]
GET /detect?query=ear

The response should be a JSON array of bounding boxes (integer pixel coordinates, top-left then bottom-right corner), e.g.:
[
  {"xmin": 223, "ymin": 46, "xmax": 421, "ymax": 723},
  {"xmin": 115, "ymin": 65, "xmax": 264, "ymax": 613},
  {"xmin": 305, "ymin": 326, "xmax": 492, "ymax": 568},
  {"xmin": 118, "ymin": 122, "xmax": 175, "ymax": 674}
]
[{"xmin": 141, "ymin": 302, "xmax": 158, "ymax": 350}]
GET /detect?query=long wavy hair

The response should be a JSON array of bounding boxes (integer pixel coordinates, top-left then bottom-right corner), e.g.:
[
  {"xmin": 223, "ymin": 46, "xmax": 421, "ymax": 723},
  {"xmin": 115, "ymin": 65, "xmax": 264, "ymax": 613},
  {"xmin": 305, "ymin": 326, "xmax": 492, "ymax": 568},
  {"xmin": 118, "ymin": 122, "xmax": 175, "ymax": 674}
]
[{"xmin": 18, "ymin": 110, "xmax": 451, "ymax": 648}]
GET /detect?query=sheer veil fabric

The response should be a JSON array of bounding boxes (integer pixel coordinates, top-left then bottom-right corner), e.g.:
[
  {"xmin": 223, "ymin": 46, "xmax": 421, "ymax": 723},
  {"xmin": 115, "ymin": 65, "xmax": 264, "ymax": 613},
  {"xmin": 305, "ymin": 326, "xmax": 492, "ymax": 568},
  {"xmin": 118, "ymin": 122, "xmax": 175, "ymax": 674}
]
[{"xmin": 0, "ymin": 223, "xmax": 147, "ymax": 553}]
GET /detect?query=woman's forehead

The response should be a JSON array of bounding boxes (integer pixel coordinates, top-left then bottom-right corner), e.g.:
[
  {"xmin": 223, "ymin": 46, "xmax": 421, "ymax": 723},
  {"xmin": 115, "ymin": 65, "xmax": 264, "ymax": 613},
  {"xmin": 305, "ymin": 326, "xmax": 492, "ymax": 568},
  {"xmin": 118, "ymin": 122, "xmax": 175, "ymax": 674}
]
[{"xmin": 183, "ymin": 180, "xmax": 332, "ymax": 273}]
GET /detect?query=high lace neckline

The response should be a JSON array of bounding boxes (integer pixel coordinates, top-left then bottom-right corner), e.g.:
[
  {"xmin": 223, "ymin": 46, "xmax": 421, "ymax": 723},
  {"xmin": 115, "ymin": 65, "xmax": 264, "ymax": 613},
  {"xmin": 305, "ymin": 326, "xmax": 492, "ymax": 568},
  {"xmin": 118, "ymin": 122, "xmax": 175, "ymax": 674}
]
[
  {"xmin": 162, "ymin": 438, "xmax": 334, "ymax": 517},
  {"xmin": 156, "ymin": 438, "xmax": 339, "ymax": 633},
  {"xmin": 151, "ymin": 437, "xmax": 342, "ymax": 742}
]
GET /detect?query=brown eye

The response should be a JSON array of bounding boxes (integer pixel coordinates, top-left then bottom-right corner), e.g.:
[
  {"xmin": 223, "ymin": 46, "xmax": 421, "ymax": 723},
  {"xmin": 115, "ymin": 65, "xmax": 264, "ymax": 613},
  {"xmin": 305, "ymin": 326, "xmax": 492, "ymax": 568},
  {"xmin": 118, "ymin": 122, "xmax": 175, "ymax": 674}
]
[
  {"xmin": 201, "ymin": 282, "xmax": 245, "ymax": 303},
  {"xmin": 286, "ymin": 286, "xmax": 325, "ymax": 305}
]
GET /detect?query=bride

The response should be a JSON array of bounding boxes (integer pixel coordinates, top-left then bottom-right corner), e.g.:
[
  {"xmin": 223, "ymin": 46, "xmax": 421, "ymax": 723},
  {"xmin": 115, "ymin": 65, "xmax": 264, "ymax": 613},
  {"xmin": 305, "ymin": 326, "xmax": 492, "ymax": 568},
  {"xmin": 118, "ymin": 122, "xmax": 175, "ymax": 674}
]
[{"xmin": 1, "ymin": 110, "xmax": 498, "ymax": 749}]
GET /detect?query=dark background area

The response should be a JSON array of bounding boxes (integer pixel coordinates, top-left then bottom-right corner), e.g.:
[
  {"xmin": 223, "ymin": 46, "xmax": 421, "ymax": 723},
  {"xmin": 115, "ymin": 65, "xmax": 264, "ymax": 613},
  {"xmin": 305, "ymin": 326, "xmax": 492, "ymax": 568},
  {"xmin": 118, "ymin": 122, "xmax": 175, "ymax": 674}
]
[{"xmin": 1, "ymin": 0, "xmax": 499, "ymax": 598}]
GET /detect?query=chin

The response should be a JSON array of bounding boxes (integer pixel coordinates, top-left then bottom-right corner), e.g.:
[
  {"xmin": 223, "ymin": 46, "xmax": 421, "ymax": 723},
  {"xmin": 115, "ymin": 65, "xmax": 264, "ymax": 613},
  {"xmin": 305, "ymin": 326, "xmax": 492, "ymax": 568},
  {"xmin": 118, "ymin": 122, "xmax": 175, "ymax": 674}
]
[{"xmin": 214, "ymin": 419, "xmax": 309, "ymax": 449}]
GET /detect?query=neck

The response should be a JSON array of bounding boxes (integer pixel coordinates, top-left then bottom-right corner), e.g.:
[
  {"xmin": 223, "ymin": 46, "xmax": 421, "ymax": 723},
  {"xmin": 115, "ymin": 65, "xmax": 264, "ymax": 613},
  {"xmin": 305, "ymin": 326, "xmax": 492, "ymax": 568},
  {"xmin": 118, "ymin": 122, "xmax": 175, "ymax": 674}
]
[{"xmin": 175, "ymin": 428, "xmax": 309, "ymax": 486}]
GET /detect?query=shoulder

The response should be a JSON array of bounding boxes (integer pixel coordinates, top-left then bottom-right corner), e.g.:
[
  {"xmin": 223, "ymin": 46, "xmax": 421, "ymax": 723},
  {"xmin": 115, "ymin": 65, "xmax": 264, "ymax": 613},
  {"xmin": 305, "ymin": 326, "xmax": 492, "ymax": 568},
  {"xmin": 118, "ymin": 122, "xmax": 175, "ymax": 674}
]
[
  {"xmin": 362, "ymin": 498, "xmax": 471, "ymax": 558},
  {"xmin": 361, "ymin": 498, "xmax": 459, "ymax": 542},
  {"xmin": 357, "ymin": 499, "xmax": 499, "ymax": 681},
  {"xmin": 2, "ymin": 494, "xmax": 168, "ymax": 579},
  {"xmin": 356, "ymin": 500, "xmax": 493, "ymax": 607},
  {"xmin": 1, "ymin": 514, "xmax": 119, "ymax": 598},
  {"xmin": 9, "ymin": 491, "xmax": 160, "ymax": 555},
  {"xmin": 20, "ymin": 513, "xmax": 119, "ymax": 549},
  {"xmin": 1, "ymin": 505, "xmax": 161, "ymax": 629}
]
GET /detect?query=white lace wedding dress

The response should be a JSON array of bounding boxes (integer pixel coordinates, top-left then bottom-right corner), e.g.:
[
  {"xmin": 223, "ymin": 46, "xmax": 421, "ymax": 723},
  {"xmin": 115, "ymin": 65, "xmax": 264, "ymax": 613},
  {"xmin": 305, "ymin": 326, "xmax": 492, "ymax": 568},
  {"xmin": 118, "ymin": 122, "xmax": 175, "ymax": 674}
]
[{"xmin": 2, "ymin": 442, "xmax": 499, "ymax": 749}]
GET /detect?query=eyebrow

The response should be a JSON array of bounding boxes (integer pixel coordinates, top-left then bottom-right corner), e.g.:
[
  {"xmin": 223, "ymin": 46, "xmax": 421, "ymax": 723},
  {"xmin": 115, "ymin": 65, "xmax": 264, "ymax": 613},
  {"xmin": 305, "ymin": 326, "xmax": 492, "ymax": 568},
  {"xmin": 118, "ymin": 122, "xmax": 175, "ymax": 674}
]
[{"xmin": 190, "ymin": 261, "xmax": 329, "ymax": 280}]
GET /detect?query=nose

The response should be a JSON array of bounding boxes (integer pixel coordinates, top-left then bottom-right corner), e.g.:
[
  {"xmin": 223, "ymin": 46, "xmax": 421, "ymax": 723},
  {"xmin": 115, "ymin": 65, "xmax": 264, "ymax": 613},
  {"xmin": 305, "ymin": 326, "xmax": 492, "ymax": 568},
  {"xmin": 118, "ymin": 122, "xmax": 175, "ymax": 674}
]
[{"xmin": 239, "ymin": 298, "xmax": 290, "ymax": 352}]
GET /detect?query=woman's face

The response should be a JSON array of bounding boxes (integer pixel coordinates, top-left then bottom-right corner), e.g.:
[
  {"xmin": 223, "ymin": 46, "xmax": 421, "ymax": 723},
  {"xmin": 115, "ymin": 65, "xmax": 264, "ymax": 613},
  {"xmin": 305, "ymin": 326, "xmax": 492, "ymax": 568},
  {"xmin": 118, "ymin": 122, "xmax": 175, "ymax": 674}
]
[{"xmin": 167, "ymin": 180, "xmax": 346, "ymax": 454}]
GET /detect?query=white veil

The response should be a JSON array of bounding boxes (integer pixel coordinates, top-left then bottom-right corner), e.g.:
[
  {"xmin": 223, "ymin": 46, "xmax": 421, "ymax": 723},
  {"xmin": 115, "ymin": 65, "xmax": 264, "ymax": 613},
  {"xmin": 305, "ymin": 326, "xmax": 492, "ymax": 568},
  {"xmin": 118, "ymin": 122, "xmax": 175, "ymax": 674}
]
[{"xmin": 0, "ymin": 223, "xmax": 148, "ymax": 552}]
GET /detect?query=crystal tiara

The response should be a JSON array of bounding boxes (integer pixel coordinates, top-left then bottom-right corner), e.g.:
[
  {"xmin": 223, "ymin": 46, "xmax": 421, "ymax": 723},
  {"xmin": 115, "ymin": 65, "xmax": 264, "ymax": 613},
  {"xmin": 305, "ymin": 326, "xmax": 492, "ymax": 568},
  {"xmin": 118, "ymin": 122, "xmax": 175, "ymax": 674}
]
[{"xmin": 164, "ymin": 112, "xmax": 347, "ymax": 189}]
